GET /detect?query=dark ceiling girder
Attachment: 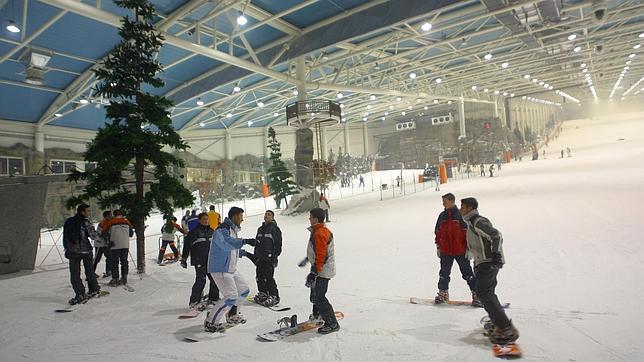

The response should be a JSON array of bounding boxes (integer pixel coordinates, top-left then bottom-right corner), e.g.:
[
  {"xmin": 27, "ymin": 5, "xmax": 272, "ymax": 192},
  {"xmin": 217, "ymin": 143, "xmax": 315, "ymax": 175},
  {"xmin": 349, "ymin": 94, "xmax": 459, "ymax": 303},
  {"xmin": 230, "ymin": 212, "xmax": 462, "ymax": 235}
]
[
  {"xmin": 168, "ymin": 0, "xmax": 461, "ymax": 105},
  {"xmin": 480, "ymin": 0, "xmax": 541, "ymax": 49}
]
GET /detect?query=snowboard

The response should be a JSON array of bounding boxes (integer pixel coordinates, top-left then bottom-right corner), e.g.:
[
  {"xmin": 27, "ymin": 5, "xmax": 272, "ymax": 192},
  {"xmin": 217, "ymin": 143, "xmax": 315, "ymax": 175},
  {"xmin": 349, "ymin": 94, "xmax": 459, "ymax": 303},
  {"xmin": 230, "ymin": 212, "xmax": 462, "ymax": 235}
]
[
  {"xmin": 481, "ymin": 316, "xmax": 523, "ymax": 358},
  {"xmin": 182, "ymin": 321, "xmax": 241, "ymax": 342},
  {"xmin": 245, "ymin": 295, "xmax": 291, "ymax": 312},
  {"xmin": 55, "ymin": 290, "xmax": 110, "ymax": 312},
  {"xmin": 409, "ymin": 297, "xmax": 510, "ymax": 308},
  {"xmin": 257, "ymin": 311, "xmax": 344, "ymax": 341}
]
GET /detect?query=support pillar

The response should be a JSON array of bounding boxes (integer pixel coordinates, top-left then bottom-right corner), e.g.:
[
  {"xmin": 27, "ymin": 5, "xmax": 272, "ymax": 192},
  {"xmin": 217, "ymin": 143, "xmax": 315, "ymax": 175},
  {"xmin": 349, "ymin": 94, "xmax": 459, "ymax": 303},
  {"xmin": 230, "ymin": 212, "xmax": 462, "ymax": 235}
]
[
  {"xmin": 362, "ymin": 122, "xmax": 369, "ymax": 156},
  {"xmin": 343, "ymin": 122, "xmax": 350, "ymax": 155},
  {"xmin": 263, "ymin": 127, "xmax": 269, "ymax": 160},
  {"xmin": 224, "ymin": 129, "xmax": 232, "ymax": 160},
  {"xmin": 458, "ymin": 95, "xmax": 466, "ymax": 138},
  {"xmin": 34, "ymin": 130, "xmax": 44, "ymax": 153}
]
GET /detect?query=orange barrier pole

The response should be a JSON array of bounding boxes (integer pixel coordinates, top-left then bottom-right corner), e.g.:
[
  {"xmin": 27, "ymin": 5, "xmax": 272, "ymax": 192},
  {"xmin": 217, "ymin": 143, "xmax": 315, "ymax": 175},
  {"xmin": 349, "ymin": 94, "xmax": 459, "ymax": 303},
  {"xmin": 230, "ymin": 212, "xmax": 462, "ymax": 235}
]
[{"xmin": 438, "ymin": 163, "xmax": 448, "ymax": 184}]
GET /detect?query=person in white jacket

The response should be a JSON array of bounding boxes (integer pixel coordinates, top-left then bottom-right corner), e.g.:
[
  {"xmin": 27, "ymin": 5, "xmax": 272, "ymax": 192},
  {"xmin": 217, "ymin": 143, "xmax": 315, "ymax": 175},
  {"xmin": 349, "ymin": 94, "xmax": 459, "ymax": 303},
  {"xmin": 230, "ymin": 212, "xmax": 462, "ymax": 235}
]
[{"xmin": 106, "ymin": 210, "xmax": 133, "ymax": 286}]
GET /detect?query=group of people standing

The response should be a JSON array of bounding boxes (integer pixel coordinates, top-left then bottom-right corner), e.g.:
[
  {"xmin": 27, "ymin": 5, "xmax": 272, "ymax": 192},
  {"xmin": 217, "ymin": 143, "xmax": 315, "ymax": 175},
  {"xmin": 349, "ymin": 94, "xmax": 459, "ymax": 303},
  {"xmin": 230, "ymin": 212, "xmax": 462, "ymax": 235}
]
[{"xmin": 433, "ymin": 193, "xmax": 519, "ymax": 345}]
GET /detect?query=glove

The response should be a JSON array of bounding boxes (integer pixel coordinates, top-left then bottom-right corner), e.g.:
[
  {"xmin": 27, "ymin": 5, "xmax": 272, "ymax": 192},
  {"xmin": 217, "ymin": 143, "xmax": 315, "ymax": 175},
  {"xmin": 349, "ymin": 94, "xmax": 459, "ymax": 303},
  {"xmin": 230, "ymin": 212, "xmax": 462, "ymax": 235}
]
[
  {"xmin": 180, "ymin": 259, "xmax": 187, "ymax": 269},
  {"xmin": 297, "ymin": 257, "xmax": 308, "ymax": 268},
  {"xmin": 491, "ymin": 253, "xmax": 504, "ymax": 269},
  {"xmin": 305, "ymin": 272, "xmax": 317, "ymax": 288},
  {"xmin": 244, "ymin": 238, "xmax": 257, "ymax": 246}
]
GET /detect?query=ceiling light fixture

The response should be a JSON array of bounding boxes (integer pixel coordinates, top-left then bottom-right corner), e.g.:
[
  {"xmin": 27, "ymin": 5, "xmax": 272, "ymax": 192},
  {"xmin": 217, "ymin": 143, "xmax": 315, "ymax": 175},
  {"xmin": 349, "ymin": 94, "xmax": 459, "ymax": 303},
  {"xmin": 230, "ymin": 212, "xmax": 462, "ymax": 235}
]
[
  {"xmin": 524, "ymin": 74, "xmax": 531, "ymax": 79},
  {"xmin": 336, "ymin": 92, "xmax": 343, "ymax": 99},
  {"xmin": 484, "ymin": 88, "xmax": 489, "ymax": 92},
  {"xmin": 633, "ymin": 44, "xmax": 641, "ymax": 49},
  {"xmin": 196, "ymin": 98, "xmax": 204, "ymax": 106},
  {"xmin": 79, "ymin": 97, "xmax": 89, "ymax": 104},
  {"xmin": 568, "ymin": 34, "xmax": 577, "ymax": 41},
  {"xmin": 580, "ymin": 63, "xmax": 587, "ymax": 68},
  {"xmin": 226, "ymin": 113, "xmax": 233, "ymax": 118},
  {"xmin": 396, "ymin": 97, "xmax": 402, "ymax": 101},
  {"xmin": 233, "ymin": 85, "xmax": 241, "ymax": 92},
  {"xmin": 494, "ymin": 90, "xmax": 500, "ymax": 95},
  {"xmin": 573, "ymin": 46, "xmax": 581, "ymax": 52},
  {"xmin": 247, "ymin": 121, "xmax": 253, "ymax": 127},
  {"xmin": 433, "ymin": 99, "xmax": 438, "ymax": 104},
  {"xmin": 369, "ymin": 95, "xmax": 376, "ymax": 100},
  {"xmin": 54, "ymin": 113, "xmax": 62, "ymax": 117},
  {"xmin": 292, "ymin": 90, "xmax": 299, "ymax": 96},
  {"xmin": 257, "ymin": 101, "xmax": 265, "ymax": 107},
  {"xmin": 273, "ymin": 112, "xmax": 279, "ymax": 117},
  {"xmin": 409, "ymin": 72, "xmax": 417, "ymax": 79},
  {"xmin": 501, "ymin": 62, "xmax": 509, "ymax": 68},
  {"xmin": 6, "ymin": 20, "xmax": 20, "ymax": 33},
  {"xmin": 435, "ymin": 77, "xmax": 443, "ymax": 83},
  {"xmin": 199, "ymin": 122, "xmax": 205, "ymax": 127},
  {"xmin": 236, "ymin": 15, "xmax": 248, "ymax": 26},
  {"xmin": 484, "ymin": 53, "xmax": 493, "ymax": 61},
  {"xmin": 421, "ymin": 22, "xmax": 432, "ymax": 32}
]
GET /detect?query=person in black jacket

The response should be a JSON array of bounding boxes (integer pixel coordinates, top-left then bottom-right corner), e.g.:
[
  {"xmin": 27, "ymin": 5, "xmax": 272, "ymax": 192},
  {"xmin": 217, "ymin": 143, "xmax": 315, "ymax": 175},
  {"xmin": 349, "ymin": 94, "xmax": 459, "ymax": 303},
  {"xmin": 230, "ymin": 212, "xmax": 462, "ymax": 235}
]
[
  {"xmin": 63, "ymin": 204, "xmax": 100, "ymax": 305},
  {"xmin": 181, "ymin": 212, "xmax": 219, "ymax": 308},
  {"xmin": 246, "ymin": 210, "xmax": 282, "ymax": 307}
]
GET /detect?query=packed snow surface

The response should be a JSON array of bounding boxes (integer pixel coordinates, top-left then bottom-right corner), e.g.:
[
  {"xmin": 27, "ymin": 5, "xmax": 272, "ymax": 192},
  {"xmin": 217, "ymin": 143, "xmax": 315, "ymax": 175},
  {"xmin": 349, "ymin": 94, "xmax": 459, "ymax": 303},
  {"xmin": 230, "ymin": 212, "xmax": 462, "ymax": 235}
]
[{"xmin": 2, "ymin": 114, "xmax": 644, "ymax": 361}]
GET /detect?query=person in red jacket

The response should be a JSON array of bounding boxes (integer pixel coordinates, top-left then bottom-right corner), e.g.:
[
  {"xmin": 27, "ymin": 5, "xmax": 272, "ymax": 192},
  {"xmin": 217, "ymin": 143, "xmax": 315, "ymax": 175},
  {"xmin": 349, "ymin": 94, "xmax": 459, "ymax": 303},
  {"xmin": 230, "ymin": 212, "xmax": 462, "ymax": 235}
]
[{"xmin": 434, "ymin": 193, "xmax": 480, "ymax": 306}]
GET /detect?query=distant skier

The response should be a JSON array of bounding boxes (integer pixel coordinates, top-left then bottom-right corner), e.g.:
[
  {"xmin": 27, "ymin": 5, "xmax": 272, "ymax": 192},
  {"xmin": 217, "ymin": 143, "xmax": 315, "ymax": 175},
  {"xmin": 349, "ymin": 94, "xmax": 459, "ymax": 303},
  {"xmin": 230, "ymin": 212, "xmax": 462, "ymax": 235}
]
[
  {"xmin": 495, "ymin": 158, "xmax": 502, "ymax": 171},
  {"xmin": 480, "ymin": 163, "xmax": 486, "ymax": 177},
  {"xmin": 359, "ymin": 175, "xmax": 365, "ymax": 187},
  {"xmin": 158, "ymin": 217, "xmax": 184, "ymax": 264},
  {"xmin": 246, "ymin": 210, "xmax": 283, "ymax": 307},
  {"xmin": 93, "ymin": 210, "xmax": 112, "ymax": 278},
  {"xmin": 489, "ymin": 164, "xmax": 495, "ymax": 177},
  {"xmin": 303, "ymin": 207, "xmax": 339, "ymax": 334},
  {"xmin": 105, "ymin": 210, "xmax": 133, "ymax": 286},
  {"xmin": 187, "ymin": 210, "xmax": 199, "ymax": 231},
  {"xmin": 560, "ymin": 149, "xmax": 564, "ymax": 158},
  {"xmin": 566, "ymin": 147, "xmax": 572, "ymax": 157},
  {"xmin": 460, "ymin": 197, "xmax": 519, "ymax": 345},
  {"xmin": 434, "ymin": 174, "xmax": 440, "ymax": 191},
  {"xmin": 181, "ymin": 212, "xmax": 219, "ymax": 308},
  {"xmin": 433, "ymin": 193, "xmax": 479, "ymax": 306},
  {"xmin": 63, "ymin": 204, "xmax": 101, "ymax": 305},
  {"xmin": 207, "ymin": 205, "xmax": 220, "ymax": 230},
  {"xmin": 319, "ymin": 194, "xmax": 330, "ymax": 222},
  {"xmin": 203, "ymin": 207, "xmax": 253, "ymax": 333},
  {"xmin": 542, "ymin": 149, "xmax": 546, "ymax": 159}
]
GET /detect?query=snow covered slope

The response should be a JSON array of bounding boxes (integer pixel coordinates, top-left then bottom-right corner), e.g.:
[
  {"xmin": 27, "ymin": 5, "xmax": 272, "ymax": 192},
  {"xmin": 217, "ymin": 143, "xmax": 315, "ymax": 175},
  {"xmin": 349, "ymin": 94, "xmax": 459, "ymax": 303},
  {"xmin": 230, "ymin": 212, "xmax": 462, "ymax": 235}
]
[{"xmin": 2, "ymin": 114, "xmax": 643, "ymax": 361}]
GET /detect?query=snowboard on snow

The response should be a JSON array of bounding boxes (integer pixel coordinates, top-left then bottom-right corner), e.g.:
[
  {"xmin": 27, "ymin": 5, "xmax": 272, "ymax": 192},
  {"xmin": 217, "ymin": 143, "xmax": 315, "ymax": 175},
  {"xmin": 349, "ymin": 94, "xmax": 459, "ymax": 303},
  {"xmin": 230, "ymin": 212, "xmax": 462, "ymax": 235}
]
[
  {"xmin": 245, "ymin": 295, "xmax": 291, "ymax": 312},
  {"xmin": 409, "ymin": 297, "xmax": 510, "ymax": 308},
  {"xmin": 257, "ymin": 311, "xmax": 344, "ymax": 342},
  {"xmin": 481, "ymin": 316, "xmax": 523, "ymax": 358},
  {"xmin": 55, "ymin": 290, "xmax": 110, "ymax": 312}
]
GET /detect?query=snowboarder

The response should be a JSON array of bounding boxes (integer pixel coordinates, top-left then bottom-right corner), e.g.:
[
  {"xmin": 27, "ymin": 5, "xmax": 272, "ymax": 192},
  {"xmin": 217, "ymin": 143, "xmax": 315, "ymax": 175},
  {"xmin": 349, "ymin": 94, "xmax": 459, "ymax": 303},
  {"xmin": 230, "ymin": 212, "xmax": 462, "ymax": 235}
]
[
  {"xmin": 319, "ymin": 193, "xmax": 330, "ymax": 222},
  {"xmin": 359, "ymin": 175, "xmax": 365, "ymax": 187},
  {"xmin": 542, "ymin": 149, "xmax": 546, "ymax": 159},
  {"xmin": 567, "ymin": 147, "xmax": 572, "ymax": 157},
  {"xmin": 459, "ymin": 197, "xmax": 519, "ymax": 345},
  {"xmin": 158, "ymin": 217, "xmax": 184, "ymax": 264},
  {"xmin": 434, "ymin": 174, "xmax": 440, "ymax": 191},
  {"xmin": 479, "ymin": 163, "xmax": 485, "ymax": 177},
  {"xmin": 246, "ymin": 210, "xmax": 283, "ymax": 307},
  {"xmin": 207, "ymin": 205, "xmax": 220, "ymax": 230},
  {"xmin": 93, "ymin": 210, "xmax": 112, "ymax": 278},
  {"xmin": 495, "ymin": 158, "xmax": 502, "ymax": 171},
  {"xmin": 560, "ymin": 149, "xmax": 564, "ymax": 158},
  {"xmin": 63, "ymin": 204, "xmax": 101, "ymax": 304},
  {"xmin": 105, "ymin": 210, "xmax": 133, "ymax": 286},
  {"xmin": 434, "ymin": 193, "xmax": 479, "ymax": 306},
  {"xmin": 489, "ymin": 164, "xmax": 495, "ymax": 177},
  {"xmin": 180, "ymin": 212, "xmax": 219, "ymax": 308},
  {"xmin": 203, "ymin": 207, "xmax": 253, "ymax": 332},
  {"xmin": 303, "ymin": 207, "xmax": 339, "ymax": 334}
]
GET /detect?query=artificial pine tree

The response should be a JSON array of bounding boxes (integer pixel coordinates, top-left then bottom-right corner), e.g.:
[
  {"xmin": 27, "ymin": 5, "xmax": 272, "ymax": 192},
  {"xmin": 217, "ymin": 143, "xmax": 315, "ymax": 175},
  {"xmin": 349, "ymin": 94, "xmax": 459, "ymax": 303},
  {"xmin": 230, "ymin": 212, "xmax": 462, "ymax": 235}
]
[
  {"xmin": 66, "ymin": 0, "xmax": 193, "ymax": 273},
  {"xmin": 266, "ymin": 127, "xmax": 297, "ymax": 208}
]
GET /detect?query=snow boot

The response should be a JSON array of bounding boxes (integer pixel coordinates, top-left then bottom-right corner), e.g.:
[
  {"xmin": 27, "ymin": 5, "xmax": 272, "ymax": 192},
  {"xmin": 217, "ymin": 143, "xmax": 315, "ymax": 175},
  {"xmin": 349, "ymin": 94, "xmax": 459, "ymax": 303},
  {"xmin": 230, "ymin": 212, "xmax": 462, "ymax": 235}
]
[
  {"xmin": 87, "ymin": 289, "xmax": 101, "ymax": 299},
  {"xmin": 204, "ymin": 320, "xmax": 226, "ymax": 333},
  {"xmin": 101, "ymin": 272, "xmax": 111, "ymax": 278},
  {"xmin": 68, "ymin": 293, "xmax": 87, "ymax": 305},
  {"xmin": 108, "ymin": 278, "xmax": 120, "ymax": 287},
  {"xmin": 490, "ymin": 321, "xmax": 520, "ymax": 344},
  {"xmin": 309, "ymin": 313, "xmax": 321, "ymax": 322},
  {"xmin": 434, "ymin": 290, "xmax": 449, "ymax": 304},
  {"xmin": 253, "ymin": 292, "xmax": 268, "ymax": 304},
  {"xmin": 317, "ymin": 322, "xmax": 340, "ymax": 334},
  {"xmin": 226, "ymin": 311, "xmax": 247, "ymax": 325},
  {"xmin": 262, "ymin": 295, "xmax": 280, "ymax": 307},
  {"xmin": 119, "ymin": 275, "xmax": 127, "ymax": 285},
  {"xmin": 471, "ymin": 292, "xmax": 483, "ymax": 307}
]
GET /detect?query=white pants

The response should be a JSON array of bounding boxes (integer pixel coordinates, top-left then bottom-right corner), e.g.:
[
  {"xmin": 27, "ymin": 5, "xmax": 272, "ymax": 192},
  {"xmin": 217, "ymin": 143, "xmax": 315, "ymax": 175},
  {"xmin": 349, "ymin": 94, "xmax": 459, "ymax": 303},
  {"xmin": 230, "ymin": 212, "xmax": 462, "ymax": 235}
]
[{"xmin": 205, "ymin": 270, "xmax": 249, "ymax": 324}]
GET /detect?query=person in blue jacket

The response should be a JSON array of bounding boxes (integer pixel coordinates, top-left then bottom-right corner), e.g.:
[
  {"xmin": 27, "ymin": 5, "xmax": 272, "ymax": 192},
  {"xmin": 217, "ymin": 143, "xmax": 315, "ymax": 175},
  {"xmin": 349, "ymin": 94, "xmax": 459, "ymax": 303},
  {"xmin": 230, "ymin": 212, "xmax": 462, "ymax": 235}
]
[{"xmin": 203, "ymin": 207, "xmax": 255, "ymax": 333}]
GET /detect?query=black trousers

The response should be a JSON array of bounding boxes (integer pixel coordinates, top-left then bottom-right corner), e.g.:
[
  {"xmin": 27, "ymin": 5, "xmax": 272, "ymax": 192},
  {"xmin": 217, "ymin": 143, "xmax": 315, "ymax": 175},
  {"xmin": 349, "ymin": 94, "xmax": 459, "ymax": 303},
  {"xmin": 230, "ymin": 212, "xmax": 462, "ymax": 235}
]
[
  {"xmin": 324, "ymin": 209, "xmax": 330, "ymax": 222},
  {"xmin": 93, "ymin": 247, "xmax": 111, "ymax": 274},
  {"xmin": 256, "ymin": 260, "xmax": 279, "ymax": 297},
  {"xmin": 310, "ymin": 277, "xmax": 337, "ymax": 326},
  {"xmin": 190, "ymin": 263, "xmax": 219, "ymax": 304},
  {"xmin": 475, "ymin": 263, "xmax": 510, "ymax": 328},
  {"xmin": 69, "ymin": 253, "xmax": 99, "ymax": 296},
  {"xmin": 438, "ymin": 254, "xmax": 476, "ymax": 291},
  {"xmin": 110, "ymin": 248, "xmax": 129, "ymax": 279},
  {"xmin": 158, "ymin": 240, "xmax": 180, "ymax": 262}
]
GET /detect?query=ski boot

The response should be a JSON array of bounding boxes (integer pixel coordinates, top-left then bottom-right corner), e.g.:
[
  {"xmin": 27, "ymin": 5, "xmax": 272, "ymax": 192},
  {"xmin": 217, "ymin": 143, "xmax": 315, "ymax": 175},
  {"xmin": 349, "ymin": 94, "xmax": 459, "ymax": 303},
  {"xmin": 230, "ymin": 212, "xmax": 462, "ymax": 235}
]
[
  {"xmin": 471, "ymin": 291, "xmax": 483, "ymax": 307},
  {"xmin": 204, "ymin": 320, "xmax": 226, "ymax": 333},
  {"xmin": 119, "ymin": 275, "xmax": 127, "ymax": 285},
  {"xmin": 317, "ymin": 322, "xmax": 340, "ymax": 334},
  {"xmin": 226, "ymin": 311, "xmax": 247, "ymax": 325},
  {"xmin": 101, "ymin": 272, "xmax": 111, "ymax": 278},
  {"xmin": 262, "ymin": 295, "xmax": 280, "ymax": 307},
  {"xmin": 189, "ymin": 300, "xmax": 207, "ymax": 312},
  {"xmin": 434, "ymin": 290, "xmax": 449, "ymax": 304},
  {"xmin": 108, "ymin": 278, "xmax": 120, "ymax": 287},
  {"xmin": 68, "ymin": 293, "xmax": 87, "ymax": 305},
  {"xmin": 253, "ymin": 292, "xmax": 268, "ymax": 304},
  {"xmin": 489, "ymin": 321, "xmax": 519, "ymax": 344},
  {"xmin": 87, "ymin": 289, "xmax": 101, "ymax": 299}
]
